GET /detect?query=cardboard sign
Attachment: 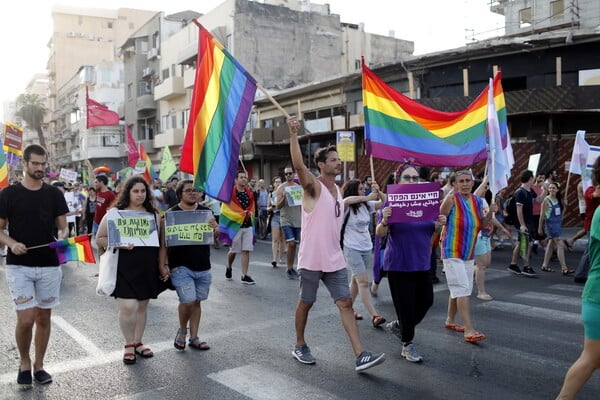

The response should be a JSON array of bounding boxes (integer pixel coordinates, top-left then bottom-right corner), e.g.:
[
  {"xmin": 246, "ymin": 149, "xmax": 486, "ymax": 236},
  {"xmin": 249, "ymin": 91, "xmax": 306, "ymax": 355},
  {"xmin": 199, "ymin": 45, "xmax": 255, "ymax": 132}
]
[
  {"xmin": 284, "ymin": 185, "xmax": 302, "ymax": 207},
  {"xmin": 107, "ymin": 209, "xmax": 159, "ymax": 247},
  {"xmin": 386, "ymin": 182, "xmax": 441, "ymax": 223},
  {"xmin": 165, "ymin": 210, "xmax": 214, "ymax": 246},
  {"xmin": 59, "ymin": 168, "xmax": 78, "ymax": 183}
]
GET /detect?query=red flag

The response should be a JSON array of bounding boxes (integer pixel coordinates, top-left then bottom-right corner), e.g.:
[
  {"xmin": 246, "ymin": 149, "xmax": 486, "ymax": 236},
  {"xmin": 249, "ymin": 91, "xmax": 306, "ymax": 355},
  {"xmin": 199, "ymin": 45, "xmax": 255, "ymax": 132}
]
[
  {"xmin": 86, "ymin": 87, "xmax": 119, "ymax": 128},
  {"xmin": 126, "ymin": 126, "xmax": 140, "ymax": 167}
]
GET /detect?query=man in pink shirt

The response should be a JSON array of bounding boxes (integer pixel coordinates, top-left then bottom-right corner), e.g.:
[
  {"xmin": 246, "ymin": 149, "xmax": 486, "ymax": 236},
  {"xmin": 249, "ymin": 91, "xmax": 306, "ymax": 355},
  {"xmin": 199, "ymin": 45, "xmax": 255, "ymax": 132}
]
[{"xmin": 287, "ymin": 116, "xmax": 385, "ymax": 372}]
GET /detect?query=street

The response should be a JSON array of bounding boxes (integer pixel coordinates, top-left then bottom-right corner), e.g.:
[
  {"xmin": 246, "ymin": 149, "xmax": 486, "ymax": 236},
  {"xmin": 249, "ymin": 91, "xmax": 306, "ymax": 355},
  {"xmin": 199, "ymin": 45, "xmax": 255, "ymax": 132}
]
[{"xmin": 0, "ymin": 231, "xmax": 599, "ymax": 400}]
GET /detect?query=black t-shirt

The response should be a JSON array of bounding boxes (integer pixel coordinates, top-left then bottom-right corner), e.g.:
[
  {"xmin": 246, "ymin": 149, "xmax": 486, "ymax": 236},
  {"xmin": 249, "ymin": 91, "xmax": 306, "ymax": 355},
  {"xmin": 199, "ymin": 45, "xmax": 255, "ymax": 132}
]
[
  {"xmin": 514, "ymin": 187, "xmax": 537, "ymax": 228},
  {"xmin": 166, "ymin": 204, "xmax": 212, "ymax": 272},
  {"xmin": 0, "ymin": 183, "xmax": 69, "ymax": 266},
  {"xmin": 165, "ymin": 188, "xmax": 178, "ymax": 208}
]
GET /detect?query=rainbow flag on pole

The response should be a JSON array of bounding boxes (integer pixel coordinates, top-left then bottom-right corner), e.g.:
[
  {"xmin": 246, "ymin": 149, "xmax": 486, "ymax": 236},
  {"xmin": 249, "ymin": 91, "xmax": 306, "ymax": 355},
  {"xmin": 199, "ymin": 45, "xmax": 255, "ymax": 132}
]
[
  {"xmin": 363, "ymin": 60, "xmax": 507, "ymax": 166},
  {"xmin": 180, "ymin": 22, "xmax": 257, "ymax": 203},
  {"xmin": 139, "ymin": 144, "xmax": 157, "ymax": 183},
  {"xmin": 0, "ymin": 137, "xmax": 9, "ymax": 188},
  {"xmin": 49, "ymin": 234, "xmax": 96, "ymax": 264}
]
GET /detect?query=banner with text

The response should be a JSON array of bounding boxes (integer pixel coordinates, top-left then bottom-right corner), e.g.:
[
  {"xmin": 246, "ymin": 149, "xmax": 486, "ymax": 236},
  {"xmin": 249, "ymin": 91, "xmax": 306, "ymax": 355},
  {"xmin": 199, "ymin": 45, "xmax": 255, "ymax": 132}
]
[
  {"xmin": 386, "ymin": 182, "xmax": 441, "ymax": 223},
  {"xmin": 106, "ymin": 209, "xmax": 159, "ymax": 247},
  {"xmin": 284, "ymin": 184, "xmax": 303, "ymax": 207},
  {"xmin": 165, "ymin": 210, "xmax": 214, "ymax": 246}
]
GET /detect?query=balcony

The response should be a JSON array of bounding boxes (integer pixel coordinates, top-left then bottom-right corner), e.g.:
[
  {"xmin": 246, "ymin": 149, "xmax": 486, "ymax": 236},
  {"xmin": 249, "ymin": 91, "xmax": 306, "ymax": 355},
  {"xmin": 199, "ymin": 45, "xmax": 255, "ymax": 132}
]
[
  {"xmin": 153, "ymin": 128, "xmax": 185, "ymax": 148},
  {"xmin": 304, "ymin": 117, "xmax": 331, "ymax": 134},
  {"xmin": 154, "ymin": 77, "xmax": 185, "ymax": 101},
  {"xmin": 147, "ymin": 48, "xmax": 159, "ymax": 60},
  {"xmin": 348, "ymin": 113, "xmax": 364, "ymax": 129},
  {"xmin": 184, "ymin": 67, "xmax": 196, "ymax": 88},
  {"xmin": 136, "ymin": 95, "xmax": 156, "ymax": 112}
]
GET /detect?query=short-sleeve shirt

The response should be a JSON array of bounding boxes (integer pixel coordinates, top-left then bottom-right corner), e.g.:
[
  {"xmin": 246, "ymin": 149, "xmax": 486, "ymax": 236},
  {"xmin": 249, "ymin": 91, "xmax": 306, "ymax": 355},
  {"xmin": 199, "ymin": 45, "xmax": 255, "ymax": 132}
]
[
  {"xmin": 94, "ymin": 189, "xmax": 116, "ymax": 224},
  {"xmin": 236, "ymin": 189, "xmax": 253, "ymax": 228},
  {"xmin": 583, "ymin": 206, "xmax": 600, "ymax": 303},
  {"xmin": 0, "ymin": 183, "xmax": 69, "ymax": 266},
  {"xmin": 514, "ymin": 187, "xmax": 537, "ymax": 228},
  {"xmin": 166, "ymin": 204, "xmax": 212, "ymax": 272},
  {"xmin": 343, "ymin": 201, "xmax": 375, "ymax": 252},
  {"xmin": 440, "ymin": 193, "xmax": 485, "ymax": 260}
]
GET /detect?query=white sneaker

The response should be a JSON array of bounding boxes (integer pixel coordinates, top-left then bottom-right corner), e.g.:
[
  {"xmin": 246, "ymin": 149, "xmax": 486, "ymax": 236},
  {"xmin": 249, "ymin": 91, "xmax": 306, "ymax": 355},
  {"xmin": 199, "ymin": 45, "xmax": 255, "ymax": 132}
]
[{"xmin": 401, "ymin": 343, "xmax": 423, "ymax": 363}]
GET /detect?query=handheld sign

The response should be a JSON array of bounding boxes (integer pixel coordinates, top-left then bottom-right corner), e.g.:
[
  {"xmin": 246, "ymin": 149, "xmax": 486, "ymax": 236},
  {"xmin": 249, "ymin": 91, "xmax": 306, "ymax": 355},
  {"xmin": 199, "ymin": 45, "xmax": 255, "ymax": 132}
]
[
  {"xmin": 107, "ymin": 209, "xmax": 159, "ymax": 247},
  {"xmin": 165, "ymin": 210, "xmax": 214, "ymax": 246},
  {"xmin": 284, "ymin": 185, "xmax": 303, "ymax": 207},
  {"xmin": 386, "ymin": 182, "xmax": 441, "ymax": 223}
]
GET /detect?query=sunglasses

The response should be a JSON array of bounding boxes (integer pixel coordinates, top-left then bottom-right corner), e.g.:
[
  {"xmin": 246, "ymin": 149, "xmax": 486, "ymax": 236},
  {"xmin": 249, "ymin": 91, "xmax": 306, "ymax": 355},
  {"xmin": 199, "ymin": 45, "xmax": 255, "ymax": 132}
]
[
  {"xmin": 335, "ymin": 200, "xmax": 341, "ymax": 218},
  {"xmin": 183, "ymin": 188, "xmax": 200, "ymax": 194},
  {"xmin": 285, "ymin": 172, "xmax": 294, "ymax": 176},
  {"xmin": 400, "ymin": 175, "xmax": 420, "ymax": 182}
]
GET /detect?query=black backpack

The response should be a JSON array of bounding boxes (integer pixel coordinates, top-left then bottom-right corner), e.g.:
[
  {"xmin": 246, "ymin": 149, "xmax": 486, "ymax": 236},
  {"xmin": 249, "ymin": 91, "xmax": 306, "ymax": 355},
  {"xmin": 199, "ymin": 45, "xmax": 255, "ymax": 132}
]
[{"xmin": 504, "ymin": 188, "xmax": 522, "ymax": 226}]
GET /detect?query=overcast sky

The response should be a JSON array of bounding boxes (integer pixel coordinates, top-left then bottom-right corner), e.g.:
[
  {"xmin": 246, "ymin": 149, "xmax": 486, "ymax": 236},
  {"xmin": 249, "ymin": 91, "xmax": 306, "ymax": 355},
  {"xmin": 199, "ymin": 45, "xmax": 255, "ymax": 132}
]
[{"xmin": 1, "ymin": 0, "xmax": 504, "ymax": 121}]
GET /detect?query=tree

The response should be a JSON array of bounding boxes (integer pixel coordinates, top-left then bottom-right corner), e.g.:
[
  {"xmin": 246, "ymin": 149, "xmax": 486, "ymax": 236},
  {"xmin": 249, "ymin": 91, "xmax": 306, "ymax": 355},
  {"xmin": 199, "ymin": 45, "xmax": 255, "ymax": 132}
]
[{"xmin": 15, "ymin": 93, "xmax": 47, "ymax": 149}]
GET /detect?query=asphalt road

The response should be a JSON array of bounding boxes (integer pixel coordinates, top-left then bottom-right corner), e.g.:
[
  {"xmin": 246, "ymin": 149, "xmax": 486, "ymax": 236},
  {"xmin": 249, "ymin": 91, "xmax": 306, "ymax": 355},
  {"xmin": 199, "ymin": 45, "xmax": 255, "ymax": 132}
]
[{"xmin": 0, "ymin": 230, "xmax": 598, "ymax": 400}]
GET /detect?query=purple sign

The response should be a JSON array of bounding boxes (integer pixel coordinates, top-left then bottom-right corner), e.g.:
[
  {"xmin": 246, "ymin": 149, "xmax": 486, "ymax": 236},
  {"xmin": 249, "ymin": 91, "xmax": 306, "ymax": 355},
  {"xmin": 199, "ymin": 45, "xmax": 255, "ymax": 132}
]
[{"xmin": 387, "ymin": 182, "xmax": 441, "ymax": 223}]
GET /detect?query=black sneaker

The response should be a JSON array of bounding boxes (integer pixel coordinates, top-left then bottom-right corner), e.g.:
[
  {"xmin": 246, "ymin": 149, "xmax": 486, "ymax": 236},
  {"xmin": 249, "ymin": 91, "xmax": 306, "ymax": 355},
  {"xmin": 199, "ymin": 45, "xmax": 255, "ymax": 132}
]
[
  {"xmin": 33, "ymin": 369, "xmax": 52, "ymax": 384},
  {"xmin": 17, "ymin": 368, "xmax": 32, "ymax": 386},
  {"xmin": 241, "ymin": 275, "xmax": 255, "ymax": 285},
  {"xmin": 522, "ymin": 267, "xmax": 538, "ymax": 277},
  {"xmin": 507, "ymin": 264, "xmax": 522, "ymax": 275},
  {"xmin": 225, "ymin": 268, "xmax": 232, "ymax": 280}
]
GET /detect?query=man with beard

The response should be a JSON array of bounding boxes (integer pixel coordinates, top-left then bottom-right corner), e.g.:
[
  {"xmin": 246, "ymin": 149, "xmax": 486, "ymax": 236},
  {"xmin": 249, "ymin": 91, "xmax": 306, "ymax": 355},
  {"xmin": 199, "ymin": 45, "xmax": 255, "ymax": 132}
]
[{"xmin": 0, "ymin": 144, "xmax": 69, "ymax": 387}]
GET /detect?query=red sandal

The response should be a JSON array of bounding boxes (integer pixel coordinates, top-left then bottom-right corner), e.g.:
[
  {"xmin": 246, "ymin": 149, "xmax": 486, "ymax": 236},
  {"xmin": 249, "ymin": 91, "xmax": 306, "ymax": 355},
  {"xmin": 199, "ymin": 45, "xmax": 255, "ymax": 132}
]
[
  {"xmin": 372, "ymin": 315, "xmax": 387, "ymax": 328},
  {"xmin": 123, "ymin": 344, "xmax": 136, "ymax": 365},
  {"xmin": 134, "ymin": 342, "xmax": 154, "ymax": 358}
]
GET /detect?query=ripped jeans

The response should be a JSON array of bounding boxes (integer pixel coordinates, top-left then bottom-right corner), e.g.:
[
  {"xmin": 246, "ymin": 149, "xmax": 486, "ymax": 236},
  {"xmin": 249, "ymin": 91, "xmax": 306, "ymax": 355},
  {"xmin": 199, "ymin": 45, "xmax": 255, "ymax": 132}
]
[{"xmin": 5, "ymin": 265, "xmax": 62, "ymax": 311}]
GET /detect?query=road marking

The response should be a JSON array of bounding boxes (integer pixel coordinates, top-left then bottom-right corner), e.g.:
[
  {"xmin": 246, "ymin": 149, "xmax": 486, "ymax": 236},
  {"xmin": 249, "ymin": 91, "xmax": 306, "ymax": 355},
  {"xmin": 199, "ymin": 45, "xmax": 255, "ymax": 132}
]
[
  {"xmin": 52, "ymin": 316, "xmax": 104, "ymax": 357},
  {"xmin": 479, "ymin": 300, "xmax": 581, "ymax": 324},
  {"xmin": 208, "ymin": 364, "xmax": 342, "ymax": 400},
  {"xmin": 549, "ymin": 284, "xmax": 584, "ymax": 293},
  {"xmin": 514, "ymin": 292, "xmax": 582, "ymax": 307}
]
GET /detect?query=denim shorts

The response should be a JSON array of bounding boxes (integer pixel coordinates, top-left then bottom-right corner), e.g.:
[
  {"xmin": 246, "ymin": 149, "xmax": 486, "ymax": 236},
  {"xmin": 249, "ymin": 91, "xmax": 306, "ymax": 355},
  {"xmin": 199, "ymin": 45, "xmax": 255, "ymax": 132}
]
[
  {"xmin": 343, "ymin": 247, "xmax": 371, "ymax": 276},
  {"xmin": 170, "ymin": 266, "xmax": 212, "ymax": 304},
  {"xmin": 298, "ymin": 268, "xmax": 351, "ymax": 304},
  {"xmin": 474, "ymin": 236, "xmax": 491, "ymax": 256},
  {"xmin": 282, "ymin": 225, "xmax": 301, "ymax": 242},
  {"xmin": 5, "ymin": 265, "xmax": 62, "ymax": 311}
]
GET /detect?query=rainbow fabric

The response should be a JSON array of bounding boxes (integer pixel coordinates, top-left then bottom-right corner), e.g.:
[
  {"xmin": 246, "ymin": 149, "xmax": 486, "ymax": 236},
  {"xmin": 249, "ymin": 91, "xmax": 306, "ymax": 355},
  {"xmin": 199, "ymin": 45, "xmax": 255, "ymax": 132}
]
[
  {"xmin": 139, "ymin": 144, "xmax": 157, "ymax": 183},
  {"xmin": 363, "ymin": 61, "xmax": 508, "ymax": 166},
  {"xmin": 0, "ymin": 138, "xmax": 8, "ymax": 188},
  {"xmin": 180, "ymin": 23, "xmax": 257, "ymax": 203},
  {"xmin": 440, "ymin": 194, "xmax": 484, "ymax": 260},
  {"xmin": 49, "ymin": 234, "xmax": 96, "ymax": 264},
  {"xmin": 218, "ymin": 186, "xmax": 256, "ymax": 246}
]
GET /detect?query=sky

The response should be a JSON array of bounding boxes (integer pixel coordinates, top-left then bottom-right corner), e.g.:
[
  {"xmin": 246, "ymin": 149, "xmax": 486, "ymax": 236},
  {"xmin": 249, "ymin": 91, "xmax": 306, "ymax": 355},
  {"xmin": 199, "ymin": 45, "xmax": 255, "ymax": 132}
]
[{"xmin": 1, "ymin": 0, "xmax": 504, "ymax": 121}]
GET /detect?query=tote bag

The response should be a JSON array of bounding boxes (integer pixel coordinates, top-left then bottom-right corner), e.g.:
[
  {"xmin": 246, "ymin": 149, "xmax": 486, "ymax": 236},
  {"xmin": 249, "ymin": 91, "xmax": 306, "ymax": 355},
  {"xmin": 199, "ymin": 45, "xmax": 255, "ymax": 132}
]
[{"xmin": 96, "ymin": 247, "xmax": 119, "ymax": 296}]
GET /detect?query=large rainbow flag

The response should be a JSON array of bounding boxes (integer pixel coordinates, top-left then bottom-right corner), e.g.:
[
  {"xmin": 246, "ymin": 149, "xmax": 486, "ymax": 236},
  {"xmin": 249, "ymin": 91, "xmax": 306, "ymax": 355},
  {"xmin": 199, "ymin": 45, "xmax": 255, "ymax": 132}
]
[
  {"xmin": 0, "ymin": 137, "xmax": 9, "ymax": 188},
  {"xmin": 218, "ymin": 186, "xmax": 256, "ymax": 246},
  {"xmin": 363, "ymin": 61, "xmax": 507, "ymax": 166},
  {"xmin": 49, "ymin": 234, "xmax": 96, "ymax": 264},
  {"xmin": 180, "ymin": 22, "xmax": 257, "ymax": 203}
]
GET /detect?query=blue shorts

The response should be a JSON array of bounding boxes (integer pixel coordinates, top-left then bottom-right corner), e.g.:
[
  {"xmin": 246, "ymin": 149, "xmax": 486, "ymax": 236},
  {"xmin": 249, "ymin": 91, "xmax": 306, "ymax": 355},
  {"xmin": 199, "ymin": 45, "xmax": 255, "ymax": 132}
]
[
  {"xmin": 170, "ymin": 266, "xmax": 212, "ymax": 304},
  {"xmin": 271, "ymin": 212, "xmax": 281, "ymax": 228},
  {"xmin": 282, "ymin": 225, "xmax": 301, "ymax": 243},
  {"xmin": 5, "ymin": 265, "xmax": 62, "ymax": 311},
  {"xmin": 343, "ymin": 247, "xmax": 371, "ymax": 276},
  {"xmin": 582, "ymin": 300, "xmax": 600, "ymax": 340},
  {"xmin": 474, "ymin": 236, "xmax": 491, "ymax": 256},
  {"xmin": 298, "ymin": 268, "xmax": 351, "ymax": 304}
]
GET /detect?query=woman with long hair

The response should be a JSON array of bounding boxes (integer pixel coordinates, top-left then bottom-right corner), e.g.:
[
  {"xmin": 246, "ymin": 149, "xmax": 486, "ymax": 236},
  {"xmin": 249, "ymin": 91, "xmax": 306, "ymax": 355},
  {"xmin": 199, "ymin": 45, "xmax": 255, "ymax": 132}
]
[
  {"xmin": 538, "ymin": 183, "xmax": 574, "ymax": 275},
  {"xmin": 269, "ymin": 176, "xmax": 285, "ymax": 267},
  {"xmin": 342, "ymin": 178, "xmax": 386, "ymax": 326},
  {"xmin": 95, "ymin": 175, "xmax": 167, "ymax": 365},
  {"xmin": 83, "ymin": 187, "xmax": 97, "ymax": 235}
]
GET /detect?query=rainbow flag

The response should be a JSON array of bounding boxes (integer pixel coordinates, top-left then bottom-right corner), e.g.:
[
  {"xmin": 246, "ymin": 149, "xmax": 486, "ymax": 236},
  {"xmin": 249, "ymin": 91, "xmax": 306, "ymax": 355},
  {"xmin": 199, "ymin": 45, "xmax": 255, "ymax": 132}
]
[
  {"xmin": 139, "ymin": 144, "xmax": 157, "ymax": 183},
  {"xmin": 180, "ymin": 22, "xmax": 257, "ymax": 203},
  {"xmin": 49, "ymin": 234, "xmax": 96, "ymax": 264},
  {"xmin": 362, "ymin": 61, "xmax": 507, "ymax": 166},
  {"xmin": 218, "ymin": 186, "xmax": 256, "ymax": 246},
  {"xmin": 0, "ymin": 137, "xmax": 9, "ymax": 188}
]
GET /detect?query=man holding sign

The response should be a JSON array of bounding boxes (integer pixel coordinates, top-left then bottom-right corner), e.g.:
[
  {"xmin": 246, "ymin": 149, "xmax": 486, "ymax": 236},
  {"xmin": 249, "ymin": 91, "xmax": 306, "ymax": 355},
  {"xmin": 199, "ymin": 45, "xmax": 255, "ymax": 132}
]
[
  {"xmin": 162, "ymin": 180, "xmax": 218, "ymax": 351},
  {"xmin": 276, "ymin": 166, "xmax": 301, "ymax": 279}
]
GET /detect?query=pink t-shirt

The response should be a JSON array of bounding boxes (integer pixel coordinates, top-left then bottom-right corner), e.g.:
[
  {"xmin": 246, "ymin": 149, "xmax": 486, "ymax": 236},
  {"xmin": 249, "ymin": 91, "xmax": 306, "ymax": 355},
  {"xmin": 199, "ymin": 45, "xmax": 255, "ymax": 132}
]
[{"xmin": 298, "ymin": 180, "xmax": 346, "ymax": 272}]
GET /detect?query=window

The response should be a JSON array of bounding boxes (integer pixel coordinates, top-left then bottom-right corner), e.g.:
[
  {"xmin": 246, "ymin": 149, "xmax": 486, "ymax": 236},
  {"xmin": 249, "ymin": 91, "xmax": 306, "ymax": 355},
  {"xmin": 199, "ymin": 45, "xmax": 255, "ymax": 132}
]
[
  {"xmin": 354, "ymin": 100, "xmax": 363, "ymax": 114},
  {"xmin": 162, "ymin": 68, "xmax": 170, "ymax": 80},
  {"xmin": 182, "ymin": 109, "xmax": 189, "ymax": 128},
  {"xmin": 127, "ymin": 83, "xmax": 133, "ymax": 99},
  {"xmin": 354, "ymin": 59, "xmax": 361, "ymax": 70},
  {"xmin": 519, "ymin": 7, "xmax": 532, "ymax": 28},
  {"xmin": 550, "ymin": 0, "xmax": 564, "ymax": 20},
  {"xmin": 102, "ymin": 21, "xmax": 113, "ymax": 29},
  {"xmin": 137, "ymin": 39, "xmax": 148, "ymax": 53}
]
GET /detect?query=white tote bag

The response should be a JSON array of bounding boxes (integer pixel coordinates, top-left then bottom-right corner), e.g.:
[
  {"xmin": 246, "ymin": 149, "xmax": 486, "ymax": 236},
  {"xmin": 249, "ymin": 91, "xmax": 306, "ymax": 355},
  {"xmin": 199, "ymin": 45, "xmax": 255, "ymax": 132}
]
[{"xmin": 96, "ymin": 247, "xmax": 119, "ymax": 296}]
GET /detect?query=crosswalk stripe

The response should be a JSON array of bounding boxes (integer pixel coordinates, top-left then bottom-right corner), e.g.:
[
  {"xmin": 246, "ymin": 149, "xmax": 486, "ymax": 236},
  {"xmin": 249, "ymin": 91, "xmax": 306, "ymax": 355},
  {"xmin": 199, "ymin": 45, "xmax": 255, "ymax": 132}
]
[
  {"xmin": 208, "ymin": 364, "xmax": 342, "ymax": 400},
  {"xmin": 548, "ymin": 284, "xmax": 584, "ymax": 293},
  {"xmin": 514, "ymin": 292, "xmax": 582, "ymax": 308},
  {"xmin": 52, "ymin": 316, "xmax": 104, "ymax": 357},
  {"xmin": 478, "ymin": 300, "xmax": 581, "ymax": 324}
]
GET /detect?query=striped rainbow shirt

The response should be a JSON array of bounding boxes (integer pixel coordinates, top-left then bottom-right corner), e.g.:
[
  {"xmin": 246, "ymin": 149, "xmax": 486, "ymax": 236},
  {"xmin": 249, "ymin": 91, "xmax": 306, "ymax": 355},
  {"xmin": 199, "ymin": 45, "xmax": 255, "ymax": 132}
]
[{"xmin": 440, "ymin": 193, "xmax": 485, "ymax": 260}]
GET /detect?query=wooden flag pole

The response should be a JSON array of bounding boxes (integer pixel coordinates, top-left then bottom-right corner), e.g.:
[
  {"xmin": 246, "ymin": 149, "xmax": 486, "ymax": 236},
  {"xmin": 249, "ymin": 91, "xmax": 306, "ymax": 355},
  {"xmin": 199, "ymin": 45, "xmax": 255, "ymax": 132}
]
[
  {"xmin": 256, "ymin": 83, "xmax": 291, "ymax": 119},
  {"xmin": 370, "ymin": 156, "xmax": 375, "ymax": 183}
]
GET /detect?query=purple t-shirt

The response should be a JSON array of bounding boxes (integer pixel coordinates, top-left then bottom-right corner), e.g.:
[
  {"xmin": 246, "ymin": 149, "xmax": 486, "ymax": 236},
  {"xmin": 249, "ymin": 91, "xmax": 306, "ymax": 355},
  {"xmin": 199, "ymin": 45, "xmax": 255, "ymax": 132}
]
[{"xmin": 382, "ymin": 219, "xmax": 435, "ymax": 272}]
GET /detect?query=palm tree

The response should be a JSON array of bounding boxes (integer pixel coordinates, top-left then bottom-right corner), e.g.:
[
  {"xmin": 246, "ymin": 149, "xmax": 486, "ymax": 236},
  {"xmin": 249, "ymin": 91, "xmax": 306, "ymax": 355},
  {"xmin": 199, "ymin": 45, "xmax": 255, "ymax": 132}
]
[{"xmin": 15, "ymin": 93, "xmax": 47, "ymax": 149}]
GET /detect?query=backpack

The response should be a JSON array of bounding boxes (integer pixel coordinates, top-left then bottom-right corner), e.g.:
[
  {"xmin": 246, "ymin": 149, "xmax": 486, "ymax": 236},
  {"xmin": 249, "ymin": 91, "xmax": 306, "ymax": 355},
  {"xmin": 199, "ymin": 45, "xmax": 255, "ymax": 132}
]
[
  {"xmin": 504, "ymin": 188, "xmax": 522, "ymax": 226},
  {"xmin": 340, "ymin": 208, "xmax": 351, "ymax": 250}
]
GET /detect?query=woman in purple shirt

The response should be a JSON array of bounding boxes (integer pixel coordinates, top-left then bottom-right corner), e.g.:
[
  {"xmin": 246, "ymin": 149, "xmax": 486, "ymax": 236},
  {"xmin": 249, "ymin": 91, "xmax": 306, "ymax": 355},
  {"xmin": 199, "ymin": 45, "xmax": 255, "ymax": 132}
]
[{"xmin": 376, "ymin": 164, "xmax": 446, "ymax": 363}]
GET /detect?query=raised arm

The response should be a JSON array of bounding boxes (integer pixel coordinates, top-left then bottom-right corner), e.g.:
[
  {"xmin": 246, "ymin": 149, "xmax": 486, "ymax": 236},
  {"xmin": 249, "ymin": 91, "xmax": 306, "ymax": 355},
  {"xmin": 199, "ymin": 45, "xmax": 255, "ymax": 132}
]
[{"xmin": 287, "ymin": 116, "xmax": 318, "ymax": 198}]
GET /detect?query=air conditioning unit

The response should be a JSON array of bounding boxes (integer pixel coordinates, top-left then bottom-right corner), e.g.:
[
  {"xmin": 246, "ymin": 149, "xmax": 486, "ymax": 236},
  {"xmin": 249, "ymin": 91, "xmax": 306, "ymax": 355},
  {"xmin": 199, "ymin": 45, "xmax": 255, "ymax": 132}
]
[
  {"xmin": 147, "ymin": 48, "xmax": 159, "ymax": 60},
  {"xmin": 66, "ymin": 32, "xmax": 77, "ymax": 37},
  {"xmin": 142, "ymin": 67, "xmax": 153, "ymax": 77}
]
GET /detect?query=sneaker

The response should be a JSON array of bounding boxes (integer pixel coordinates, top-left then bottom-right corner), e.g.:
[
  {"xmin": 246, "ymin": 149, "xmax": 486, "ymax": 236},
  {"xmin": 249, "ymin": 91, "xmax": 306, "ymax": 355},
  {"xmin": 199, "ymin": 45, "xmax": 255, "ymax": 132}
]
[
  {"xmin": 401, "ymin": 343, "xmax": 423, "ymax": 363},
  {"xmin": 225, "ymin": 268, "xmax": 232, "ymax": 280},
  {"xmin": 384, "ymin": 320, "xmax": 402, "ymax": 339},
  {"xmin": 292, "ymin": 344, "xmax": 316, "ymax": 364},
  {"xmin": 17, "ymin": 368, "xmax": 32, "ymax": 386},
  {"xmin": 355, "ymin": 351, "xmax": 386, "ymax": 372},
  {"xmin": 241, "ymin": 275, "xmax": 255, "ymax": 285},
  {"xmin": 522, "ymin": 267, "xmax": 538, "ymax": 277},
  {"xmin": 33, "ymin": 369, "xmax": 52, "ymax": 384},
  {"xmin": 507, "ymin": 264, "xmax": 522, "ymax": 275},
  {"xmin": 286, "ymin": 268, "xmax": 299, "ymax": 279}
]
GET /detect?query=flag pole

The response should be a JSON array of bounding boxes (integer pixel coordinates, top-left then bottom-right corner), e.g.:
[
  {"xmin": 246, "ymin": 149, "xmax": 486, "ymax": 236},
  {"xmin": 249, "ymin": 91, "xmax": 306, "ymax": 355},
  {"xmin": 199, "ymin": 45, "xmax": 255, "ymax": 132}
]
[
  {"xmin": 256, "ymin": 83, "xmax": 291, "ymax": 119},
  {"xmin": 26, "ymin": 233, "xmax": 93, "ymax": 250}
]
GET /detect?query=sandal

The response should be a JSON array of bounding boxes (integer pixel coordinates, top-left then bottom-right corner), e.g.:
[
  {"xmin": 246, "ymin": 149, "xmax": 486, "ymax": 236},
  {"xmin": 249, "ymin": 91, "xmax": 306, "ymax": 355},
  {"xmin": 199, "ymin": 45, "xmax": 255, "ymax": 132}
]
[
  {"xmin": 372, "ymin": 315, "xmax": 386, "ymax": 328},
  {"xmin": 562, "ymin": 268, "xmax": 575, "ymax": 276},
  {"xmin": 134, "ymin": 342, "xmax": 153, "ymax": 358},
  {"xmin": 353, "ymin": 311, "xmax": 363, "ymax": 320},
  {"xmin": 563, "ymin": 240, "xmax": 573, "ymax": 252},
  {"xmin": 174, "ymin": 328, "xmax": 187, "ymax": 351},
  {"xmin": 123, "ymin": 344, "xmax": 136, "ymax": 365},
  {"xmin": 188, "ymin": 337, "xmax": 210, "ymax": 350},
  {"xmin": 541, "ymin": 266, "xmax": 554, "ymax": 272}
]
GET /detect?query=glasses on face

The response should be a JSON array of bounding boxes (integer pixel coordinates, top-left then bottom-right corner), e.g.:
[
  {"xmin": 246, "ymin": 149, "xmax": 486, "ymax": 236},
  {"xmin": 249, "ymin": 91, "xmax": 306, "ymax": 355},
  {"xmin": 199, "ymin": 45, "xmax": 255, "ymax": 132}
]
[
  {"xmin": 401, "ymin": 175, "xmax": 420, "ymax": 182},
  {"xmin": 335, "ymin": 200, "xmax": 341, "ymax": 218},
  {"xmin": 183, "ymin": 188, "xmax": 199, "ymax": 194},
  {"xmin": 285, "ymin": 172, "xmax": 293, "ymax": 176},
  {"xmin": 28, "ymin": 161, "xmax": 48, "ymax": 168}
]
